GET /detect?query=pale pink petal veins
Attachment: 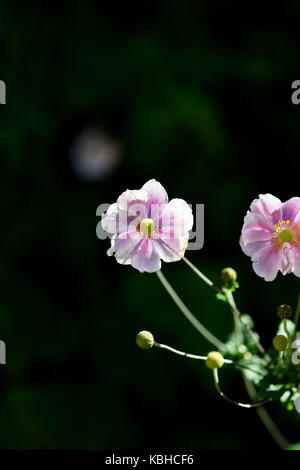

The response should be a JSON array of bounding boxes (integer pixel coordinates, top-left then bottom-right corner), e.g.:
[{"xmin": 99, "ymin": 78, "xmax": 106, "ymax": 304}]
[
  {"xmin": 113, "ymin": 230, "xmax": 142, "ymax": 265},
  {"xmin": 142, "ymin": 179, "xmax": 168, "ymax": 203},
  {"xmin": 154, "ymin": 234, "xmax": 188, "ymax": 263},
  {"xmin": 117, "ymin": 189, "xmax": 148, "ymax": 218},
  {"xmin": 141, "ymin": 179, "xmax": 168, "ymax": 217},
  {"xmin": 241, "ymin": 212, "xmax": 273, "ymax": 245},
  {"xmin": 281, "ymin": 249, "xmax": 294, "ymax": 276},
  {"xmin": 250, "ymin": 194, "xmax": 282, "ymax": 225},
  {"xmin": 159, "ymin": 198, "xmax": 193, "ymax": 239},
  {"xmin": 251, "ymin": 241, "xmax": 283, "ymax": 281},
  {"xmin": 281, "ymin": 197, "xmax": 300, "ymax": 225},
  {"xmin": 131, "ymin": 239, "xmax": 161, "ymax": 273},
  {"xmin": 239, "ymin": 236, "xmax": 268, "ymax": 257},
  {"xmin": 292, "ymin": 247, "xmax": 300, "ymax": 277}
]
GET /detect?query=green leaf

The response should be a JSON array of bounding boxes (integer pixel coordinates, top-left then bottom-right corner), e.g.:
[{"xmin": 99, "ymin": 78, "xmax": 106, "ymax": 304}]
[
  {"xmin": 240, "ymin": 314, "xmax": 254, "ymax": 329},
  {"xmin": 216, "ymin": 292, "xmax": 227, "ymax": 303},
  {"xmin": 280, "ymin": 390, "xmax": 291, "ymax": 404},
  {"xmin": 229, "ymin": 281, "xmax": 239, "ymax": 292}
]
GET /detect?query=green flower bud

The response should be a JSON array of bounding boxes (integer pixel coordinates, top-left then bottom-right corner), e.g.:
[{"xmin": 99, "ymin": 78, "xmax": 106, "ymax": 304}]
[
  {"xmin": 272, "ymin": 335, "xmax": 288, "ymax": 351},
  {"xmin": 136, "ymin": 331, "xmax": 154, "ymax": 349},
  {"xmin": 221, "ymin": 267, "xmax": 237, "ymax": 285},
  {"xmin": 205, "ymin": 351, "xmax": 224, "ymax": 370},
  {"xmin": 277, "ymin": 304, "xmax": 292, "ymax": 319},
  {"xmin": 237, "ymin": 344, "xmax": 247, "ymax": 354}
]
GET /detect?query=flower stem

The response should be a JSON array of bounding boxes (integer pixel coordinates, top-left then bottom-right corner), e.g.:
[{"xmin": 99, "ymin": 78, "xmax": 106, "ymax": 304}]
[
  {"xmin": 154, "ymin": 340, "xmax": 265, "ymax": 376},
  {"xmin": 283, "ymin": 319, "xmax": 291, "ymax": 347},
  {"xmin": 212, "ymin": 368, "xmax": 271, "ymax": 409},
  {"xmin": 153, "ymin": 341, "xmax": 226, "ymax": 362},
  {"xmin": 242, "ymin": 372, "xmax": 291, "ymax": 449},
  {"xmin": 182, "ymin": 256, "xmax": 221, "ymax": 293},
  {"xmin": 156, "ymin": 270, "xmax": 224, "ymax": 350},
  {"xmin": 183, "ymin": 256, "xmax": 271, "ymax": 361},
  {"xmin": 293, "ymin": 290, "xmax": 300, "ymax": 337}
]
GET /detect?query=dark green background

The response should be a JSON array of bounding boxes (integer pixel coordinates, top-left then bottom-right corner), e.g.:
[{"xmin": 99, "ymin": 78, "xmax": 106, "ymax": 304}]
[{"xmin": 0, "ymin": 1, "xmax": 299, "ymax": 449}]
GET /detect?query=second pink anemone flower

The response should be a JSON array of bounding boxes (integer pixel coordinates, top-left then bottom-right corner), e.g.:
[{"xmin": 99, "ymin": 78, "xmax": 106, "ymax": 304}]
[
  {"xmin": 101, "ymin": 179, "xmax": 193, "ymax": 273},
  {"xmin": 240, "ymin": 194, "xmax": 300, "ymax": 281}
]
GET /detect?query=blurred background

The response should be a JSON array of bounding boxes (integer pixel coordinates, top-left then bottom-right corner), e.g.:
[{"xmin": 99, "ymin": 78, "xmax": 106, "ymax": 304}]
[{"xmin": 0, "ymin": 0, "xmax": 299, "ymax": 449}]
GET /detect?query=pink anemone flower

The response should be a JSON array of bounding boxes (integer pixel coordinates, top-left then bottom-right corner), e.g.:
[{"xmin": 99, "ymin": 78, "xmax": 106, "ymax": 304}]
[
  {"xmin": 101, "ymin": 179, "xmax": 193, "ymax": 273},
  {"xmin": 240, "ymin": 194, "xmax": 300, "ymax": 281}
]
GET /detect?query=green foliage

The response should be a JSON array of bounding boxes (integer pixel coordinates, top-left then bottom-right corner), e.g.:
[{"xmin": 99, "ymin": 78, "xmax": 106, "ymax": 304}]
[{"xmin": 221, "ymin": 312, "xmax": 300, "ymax": 412}]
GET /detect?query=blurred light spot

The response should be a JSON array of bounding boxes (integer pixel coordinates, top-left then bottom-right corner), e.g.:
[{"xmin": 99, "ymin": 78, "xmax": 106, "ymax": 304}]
[{"xmin": 70, "ymin": 128, "xmax": 121, "ymax": 181}]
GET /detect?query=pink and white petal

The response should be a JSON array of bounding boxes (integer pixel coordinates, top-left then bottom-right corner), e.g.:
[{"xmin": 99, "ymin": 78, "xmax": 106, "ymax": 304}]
[
  {"xmin": 141, "ymin": 180, "xmax": 168, "ymax": 216},
  {"xmin": 250, "ymin": 194, "xmax": 282, "ymax": 225},
  {"xmin": 131, "ymin": 239, "xmax": 161, "ymax": 273},
  {"xmin": 101, "ymin": 203, "xmax": 119, "ymax": 234},
  {"xmin": 280, "ymin": 249, "xmax": 294, "ymax": 276},
  {"xmin": 159, "ymin": 199, "xmax": 193, "ymax": 237},
  {"xmin": 154, "ymin": 234, "xmax": 188, "ymax": 263},
  {"xmin": 292, "ymin": 247, "xmax": 300, "ymax": 277},
  {"xmin": 251, "ymin": 242, "xmax": 283, "ymax": 281},
  {"xmin": 114, "ymin": 231, "xmax": 143, "ymax": 265},
  {"xmin": 239, "ymin": 236, "xmax": 268, "ymax": 257},
  {"xmin": 241, "ymin": 212, "xmax": 274, "ymax": 244},
  {"xmin": 282, "ymin": 197, "xmax": 300, "ymax": 225},
  {"xmin": 117, "ymin": 189, "xmax": 148, "ymax": 218}
]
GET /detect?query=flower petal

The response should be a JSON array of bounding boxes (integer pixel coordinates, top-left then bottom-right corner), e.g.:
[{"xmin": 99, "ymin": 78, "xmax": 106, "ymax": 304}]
[
  {"xmin": 117, "ymin": 189, "xmax": 148, "ymax": 218},
  {"xmin": 281, "ymin": 249, "xmax": 294, "ymax": 275},
  {"xmin": 251, "ymin": 241, "xmax": 283, "ymax": 281},
  {"xmin": 131, "ymin": 239, "xmax": 161, "ymax": 273},
  {"xmin": 239, "ymin": 236, "xmax": 268, "ymax": 257},
  {"xmin": 154, "ymin": 234, "xmax": 188, "ymax": 263},
  {"xmin": 159, "ymin": 198, "xmax": 193, "ymax": 238},
  {"xmin": 282, "ymin": 197, "xmax": 300, "ymax": 225},
  {"xmin": 241, "ymin": 212, "xmax": 273, "ymax": 244},
  {"xmin": 250, "ymin": 194, "xmax": 282, "ymax": 225},
  {"xmin": 101, "ymin": 203, "xmax": 118, "ymax": 234},
  {"xmin": 292, "ymin": 247, "xmax": 300, "ymax": 278},
  {"xmin": 141, "ymin": 179, "xmax": 168, "ymax": 217},
  {"xmin": 113, "ymin": 231, "xmax": 143, "ymax": 265}
]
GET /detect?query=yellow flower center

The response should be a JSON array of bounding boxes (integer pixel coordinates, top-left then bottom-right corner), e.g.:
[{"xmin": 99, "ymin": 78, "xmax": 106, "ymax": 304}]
[
  {"xmin": 279, "ymin": 228, "xmax": 294, "ymax": 243},
  {"xmin": 139, "ymin": 218, "xmax": 156, "ymax": 235},
  {"xmin": 272, "ymin": 220, "xmax": 300, "ymax": 250}
]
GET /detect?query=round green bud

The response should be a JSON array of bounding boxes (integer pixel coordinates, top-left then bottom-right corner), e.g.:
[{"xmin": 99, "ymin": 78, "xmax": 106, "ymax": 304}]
[
  {"xmin": 277, "ymin": 304, "xmax": 292, "ymax": 319},
  {"xmin": 221, "ymin": 267, "xmax": 237, "ymax": 285},
  {"xmin": 136, "ymin": 331, "xmax": 154, "ymax": 349},
  {"xmin": 237, "ymin": 344, "xmax": 247, "ymax": 354},
  {"xmin": 272, "ymin": 335, "xmax": 288, "ymax": 351},
  {"xmin": 243, "ymin": 352, "xmax": 252, "ymax": 361},
  {"xmin": 205, "ymin": 351, "xmax": 224, "ymax": 370}
]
